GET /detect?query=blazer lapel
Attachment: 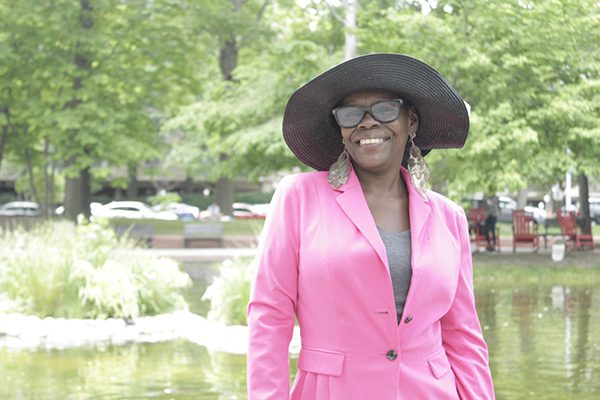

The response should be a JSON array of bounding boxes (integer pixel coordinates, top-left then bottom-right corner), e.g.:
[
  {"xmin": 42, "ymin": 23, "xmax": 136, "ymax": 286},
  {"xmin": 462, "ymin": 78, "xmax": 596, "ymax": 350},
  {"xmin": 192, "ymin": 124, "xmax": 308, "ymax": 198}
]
[
  {"xmin": 333, "ymin": 167, "xmax": 432, "ymax": 272},
  {"xmin": 335, "ymin": 169, "xmax": 388, "ymax": 269},
  {"xmin": 400, "ymin": 167, "xmax": 431, "ymax": 245}
]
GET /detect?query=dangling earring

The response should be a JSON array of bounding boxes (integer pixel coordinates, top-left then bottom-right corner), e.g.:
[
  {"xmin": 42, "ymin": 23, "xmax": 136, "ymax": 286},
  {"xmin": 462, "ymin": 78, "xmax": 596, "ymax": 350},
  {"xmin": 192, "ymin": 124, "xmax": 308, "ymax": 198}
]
[
  {"xmin": 328, "ymin": 149, "xmax": 350, "ymax": 189},
  {"xmin": 408, "ymin": 133, "xmax": 430, "ymax": 194}
]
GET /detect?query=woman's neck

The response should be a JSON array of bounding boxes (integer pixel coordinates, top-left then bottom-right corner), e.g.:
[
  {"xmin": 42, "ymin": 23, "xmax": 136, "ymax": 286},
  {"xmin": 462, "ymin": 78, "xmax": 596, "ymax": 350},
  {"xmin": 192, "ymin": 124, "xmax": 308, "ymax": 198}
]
[{"xmin": 354, "ymin": 165, "xmax": 408, "ymax": 199}]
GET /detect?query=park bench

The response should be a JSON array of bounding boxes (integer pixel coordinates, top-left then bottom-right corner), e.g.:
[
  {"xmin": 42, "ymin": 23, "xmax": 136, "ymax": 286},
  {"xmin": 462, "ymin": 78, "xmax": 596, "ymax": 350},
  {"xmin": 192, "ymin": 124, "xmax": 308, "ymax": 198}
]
[
  {"xmin": 512, "ymin": 209, "xmax": 539, "ymax": 252},
  {"xmin": 556, "ymin": 210, "xmax": 594, "ymax": 251},
  {"xmin": 113, "ymin": 223, "xmax": 154, "ymax": 245},
  {"xmin": 183, "ymin": 222, "xmax": 224, "ymax": 248}
]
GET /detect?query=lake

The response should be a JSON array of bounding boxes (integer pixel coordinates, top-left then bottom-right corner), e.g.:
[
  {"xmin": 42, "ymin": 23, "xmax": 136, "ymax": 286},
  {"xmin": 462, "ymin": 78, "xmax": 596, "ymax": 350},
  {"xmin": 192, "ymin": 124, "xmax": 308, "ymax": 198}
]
[{"xmin": 1, "ymin": 261, "xmax": 599, "ymax": 399}]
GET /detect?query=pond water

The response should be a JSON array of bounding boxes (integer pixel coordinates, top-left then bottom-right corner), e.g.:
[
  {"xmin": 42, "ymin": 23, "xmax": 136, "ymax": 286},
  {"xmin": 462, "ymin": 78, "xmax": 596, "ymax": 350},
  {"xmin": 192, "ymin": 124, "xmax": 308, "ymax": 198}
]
[{"xmin": 1, "ymin": 262, "xmax": 599, "ymax": 399}]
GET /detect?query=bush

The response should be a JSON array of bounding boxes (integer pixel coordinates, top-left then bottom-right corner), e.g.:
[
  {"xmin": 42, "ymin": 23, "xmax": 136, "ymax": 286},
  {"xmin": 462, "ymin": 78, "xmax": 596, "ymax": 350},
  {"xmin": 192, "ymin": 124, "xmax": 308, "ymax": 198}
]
[
  {"xmin": 202, "ymin": 258, "xmax": 254, "ymax": 325},
  {"xmin": 234, "ymin": 191, "xmax": 274, "ymax": 205},
  {"xmin": 0, "ymin": 220, "xmax": 191, "ymax": 319}
]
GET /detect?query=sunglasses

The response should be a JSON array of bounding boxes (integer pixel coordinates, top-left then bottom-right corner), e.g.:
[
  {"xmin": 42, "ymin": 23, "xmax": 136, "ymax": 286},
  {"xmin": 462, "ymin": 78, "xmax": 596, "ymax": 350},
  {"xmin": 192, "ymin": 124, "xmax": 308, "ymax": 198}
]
[{"xmin": 332, "ymin": 99, "xmax": 404, "ymax": 128}]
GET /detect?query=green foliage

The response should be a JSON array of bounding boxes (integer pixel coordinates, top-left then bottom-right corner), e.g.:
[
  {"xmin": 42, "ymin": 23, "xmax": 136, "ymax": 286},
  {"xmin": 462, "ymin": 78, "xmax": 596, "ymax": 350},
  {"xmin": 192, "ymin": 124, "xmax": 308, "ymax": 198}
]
[
  {"xmin": 202, "ymin": 258, "xmax": 254, "ymax": 325},
  {"xmin": 0, "ymin": 220, "xmax": 191, "ymax": 318},
  {"xmin": 0, "ymin": 0, "xmax": 209, "ymax": 213},
  {"xmin": 163, "ymin": 4, "xmax": 341, "ymax": 180},
  {"xmin": 359, "ymin": 0, "xmax": 600, "ymax": 194},
  {"xmin": 234, "ymin": 191, "xmax": 273, "ymax": 204},
  {"xmin": 3, "ymin": 0, "xmax": 599, "ymax": 207},
  {"xmin": 147, "ymin": 191, "xmax": 182, "ymax": 207}
]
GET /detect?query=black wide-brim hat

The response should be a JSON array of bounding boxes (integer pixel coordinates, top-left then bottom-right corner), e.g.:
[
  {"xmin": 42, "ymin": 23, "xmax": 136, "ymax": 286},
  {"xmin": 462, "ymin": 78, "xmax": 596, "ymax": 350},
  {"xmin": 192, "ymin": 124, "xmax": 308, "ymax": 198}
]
[{"xmin": 282, "ymin": 53, "xmax": 470, "ymax": 171}]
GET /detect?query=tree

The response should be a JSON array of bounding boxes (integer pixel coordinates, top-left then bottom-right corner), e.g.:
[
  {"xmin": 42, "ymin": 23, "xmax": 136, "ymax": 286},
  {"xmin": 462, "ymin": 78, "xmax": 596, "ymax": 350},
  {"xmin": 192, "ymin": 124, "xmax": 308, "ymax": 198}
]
[
  {"xmin": 163, "ymin": 0, "xmax": 344, "ymax": 212},
  {"xmin": 358, "ymin": 0, "xmax": 600, "ymax": 205},
  {"xmin": 1, "ymin": 0, "xmax": 207, "ymax": 219}
]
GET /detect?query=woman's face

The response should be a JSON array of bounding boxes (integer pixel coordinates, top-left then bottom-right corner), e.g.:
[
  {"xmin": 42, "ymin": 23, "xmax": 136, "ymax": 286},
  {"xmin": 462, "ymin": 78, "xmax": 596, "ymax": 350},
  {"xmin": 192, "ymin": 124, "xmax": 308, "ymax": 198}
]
[{"xmin": 337, "ymin": 90, "xmax": 418, "ymax": 175}]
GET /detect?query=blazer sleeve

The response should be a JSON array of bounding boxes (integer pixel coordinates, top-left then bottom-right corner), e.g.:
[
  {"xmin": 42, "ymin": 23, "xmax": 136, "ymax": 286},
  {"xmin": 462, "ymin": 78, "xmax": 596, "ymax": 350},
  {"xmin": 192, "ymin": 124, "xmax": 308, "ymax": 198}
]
[
  {"xmin": 440, "ymin": 208, "xmax": 495, "ymax": 400},
  {"xmin": 246, "ymin": 175, "xmax": 300, "ymax": 400}
]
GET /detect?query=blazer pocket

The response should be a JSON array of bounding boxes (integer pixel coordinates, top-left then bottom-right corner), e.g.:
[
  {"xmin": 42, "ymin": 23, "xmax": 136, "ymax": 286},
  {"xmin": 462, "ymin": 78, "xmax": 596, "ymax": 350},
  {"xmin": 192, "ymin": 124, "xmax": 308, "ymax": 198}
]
[
  {"xmin": 298, "ymin": 347, "xmax": 345, "ymax": 377},
  {"xmin": 427, "ymin": 348, "xmax": 451, "ymax": 379}
]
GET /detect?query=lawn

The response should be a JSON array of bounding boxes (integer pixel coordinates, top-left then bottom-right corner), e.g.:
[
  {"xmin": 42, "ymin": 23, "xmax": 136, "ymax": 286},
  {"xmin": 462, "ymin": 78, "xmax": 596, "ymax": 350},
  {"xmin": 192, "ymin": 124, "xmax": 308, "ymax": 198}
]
[
  {"xmin": 496, "ymin": 221, "xmax": 599, "ymax": 238},
  {"xmin": 108, "ymin": 218, "xmax": 265, "ymax": 236},
  {"xmin": 473, "ymin": 251, "xmax": 600, "ymax": 287}
]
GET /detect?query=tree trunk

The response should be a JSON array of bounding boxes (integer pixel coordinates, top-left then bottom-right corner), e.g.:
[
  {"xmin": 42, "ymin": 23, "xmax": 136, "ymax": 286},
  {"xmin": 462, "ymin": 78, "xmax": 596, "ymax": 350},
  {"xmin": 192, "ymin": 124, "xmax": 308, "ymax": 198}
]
[
  {"xmin": 577, "ymin": 172, "xmax": 591, "ymax": 234},
  {"xmin": 50, "ymin": 158, "xmax": 55, "ymax": 217},
  {"xmin": 24, "ymin": 147, "xmax": 40, "ymax": 206},
  {"xmin": 214, "ymin": 0, "xmax": 244, "ymax": 215},
  {"xmin": 0, "ymin": 115, "xmax": 8, "ymax": 172},
  {"xmin": 216, "ymin": 177, "xmax": 234, "ymax": 216},
  {"xmin": 1, "ymin": 104, "xmax": 14, "ymax": 172},
  {"xmin": 64, "ymin": 167, "xmax": 91, "ymax": 221},
  {"xmin": 127, "ymin": 164, "xmax": 138, "ymax": 199},
  {"xmin": 343, "ymin": 0, "xmax": 358, "ymax": 60},
  {"xmin": 63, "ymin": 0, "xmax": 94, "ymax": 221},
  {"xmin": 43, "ymin": 137, "xmax": 52, "ymax": 218}
]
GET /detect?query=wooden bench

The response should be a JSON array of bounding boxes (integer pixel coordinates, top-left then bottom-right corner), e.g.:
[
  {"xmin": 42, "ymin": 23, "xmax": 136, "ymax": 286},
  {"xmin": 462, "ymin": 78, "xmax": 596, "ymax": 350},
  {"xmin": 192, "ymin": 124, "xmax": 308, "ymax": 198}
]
[
  {"xmin": 114, "ymin": 223, "xmax": 154, "ymax": 245},
  {"xmin": 183, "ymin": 223, "xmax": 224, "ymax": 248}
]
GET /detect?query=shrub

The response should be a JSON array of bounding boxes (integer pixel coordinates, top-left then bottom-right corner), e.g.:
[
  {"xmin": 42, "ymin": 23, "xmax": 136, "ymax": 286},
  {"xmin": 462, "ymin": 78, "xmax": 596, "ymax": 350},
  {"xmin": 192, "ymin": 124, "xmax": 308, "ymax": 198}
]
[
  {"xmin": 0, "ymin": 220, "xmax": 191, "ymax": 319},
  {"xmin": 202, "ymin": 258, "xmax": 254, "ymax": 325}
]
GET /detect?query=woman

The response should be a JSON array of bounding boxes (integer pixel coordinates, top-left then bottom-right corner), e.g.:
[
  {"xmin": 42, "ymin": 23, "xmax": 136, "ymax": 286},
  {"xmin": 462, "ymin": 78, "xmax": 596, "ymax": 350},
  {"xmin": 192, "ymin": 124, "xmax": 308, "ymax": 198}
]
[{"xmin": 247, "ymin": 54, "xmax": 495, "ymax": 399}]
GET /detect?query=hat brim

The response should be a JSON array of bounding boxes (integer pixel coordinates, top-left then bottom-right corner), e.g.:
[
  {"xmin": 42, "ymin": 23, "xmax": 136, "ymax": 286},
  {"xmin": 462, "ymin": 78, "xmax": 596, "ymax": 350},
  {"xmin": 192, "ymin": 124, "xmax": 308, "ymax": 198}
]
[{"xmin": 282, "ymin": 53, "xmax": 469, "ymax": 171}]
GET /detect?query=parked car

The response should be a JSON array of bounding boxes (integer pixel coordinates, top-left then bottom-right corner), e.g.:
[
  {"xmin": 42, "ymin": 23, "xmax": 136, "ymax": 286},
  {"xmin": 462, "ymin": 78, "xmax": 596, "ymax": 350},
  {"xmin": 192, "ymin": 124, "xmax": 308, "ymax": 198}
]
[
  {"xmin": 589, "ymin": 197, "xmax": 600, "ymax": 223},
  {"xmin": 497, "ymin": 196, "xmax": 517, "ymax": 223},
  {"xmin": 0, "ymin": 201, "xmax": 41, "ymax": 217},
  {"xmin": 465, "ymin": 195, "xmax": 516, "ymax": 223},
  {"xmin": 152, "ymin": 202, "xmax": 200, "ymax": 221},
  {"xmin": 232, "ymin": 202, "xmax": 269, "ymax": 219},
  {"xmin": 523, "ymin": 205, "xmax": 546, "ymax": 224},
  {"xmin": 92, "ymin": 201, "xmax": 177, "ymax": 220}
]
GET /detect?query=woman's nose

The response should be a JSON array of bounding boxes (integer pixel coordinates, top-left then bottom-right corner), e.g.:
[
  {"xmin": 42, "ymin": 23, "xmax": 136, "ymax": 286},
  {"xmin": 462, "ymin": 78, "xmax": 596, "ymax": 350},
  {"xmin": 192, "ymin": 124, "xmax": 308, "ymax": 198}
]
[{"xmin": 358, "ymin": 112, "xmax": 380, "ymax": 129}]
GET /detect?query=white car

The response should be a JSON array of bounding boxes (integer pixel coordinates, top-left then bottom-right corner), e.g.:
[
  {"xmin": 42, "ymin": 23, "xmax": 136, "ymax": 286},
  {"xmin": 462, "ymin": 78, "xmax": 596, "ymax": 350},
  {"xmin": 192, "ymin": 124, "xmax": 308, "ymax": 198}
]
[
  {"xmin": 232, "ymin": 202, "xmax": 269, "ymax": 219},
  {"xmin": 524, "ymin": 205, "xmax": 546, "ymax": 224},
  {"xmin": 0, "ymin": 201, "xmax": 41, "ymax": 217},
  {"xmin": 152, "ymin": 202, "xmax": 200, "ymax": 221},
  {"xmin": 92, "ymin": 201, "xmax": 177, "ymax": 220},
  {"xmin": 497, "ymin": 196, "xmax": 517, "ymax": 223},
  {"xmin": 588, "ymin": 198, "xmax": 600, "ymax": 223}
]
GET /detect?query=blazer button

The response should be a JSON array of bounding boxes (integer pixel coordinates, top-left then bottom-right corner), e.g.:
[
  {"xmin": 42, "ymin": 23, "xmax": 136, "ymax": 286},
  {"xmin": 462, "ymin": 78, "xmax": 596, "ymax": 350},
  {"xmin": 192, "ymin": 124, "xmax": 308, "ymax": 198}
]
[
  {"xmin": 386, "ymin": 350, "xmax": 398, "ymax": 361},
  {"xmin": 404, "ymin": 315, "xmax": 413, "ymax": 324}
]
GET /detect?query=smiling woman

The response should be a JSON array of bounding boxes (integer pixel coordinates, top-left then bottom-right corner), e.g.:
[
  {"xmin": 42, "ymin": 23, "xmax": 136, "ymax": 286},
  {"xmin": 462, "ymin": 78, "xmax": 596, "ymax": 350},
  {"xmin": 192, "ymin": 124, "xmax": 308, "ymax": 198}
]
[
  {"xmin": 336, "ymin": 91, "xmax": 416, "ymax": 187},
  {"xmin": 247, "ymin": 54, "xmax": 494, "ymax": 400}
]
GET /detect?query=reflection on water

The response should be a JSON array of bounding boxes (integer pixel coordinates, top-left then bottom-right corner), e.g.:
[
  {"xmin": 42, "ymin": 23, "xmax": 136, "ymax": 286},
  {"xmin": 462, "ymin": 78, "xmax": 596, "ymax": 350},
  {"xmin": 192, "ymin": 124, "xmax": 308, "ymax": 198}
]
[
  {"xmin": 476, "ymin": 284, "xmax": 600, "ymax": 399},
  {"xmin": 0, "ymin": 262, "xmax": 599, "ymax": 399}
]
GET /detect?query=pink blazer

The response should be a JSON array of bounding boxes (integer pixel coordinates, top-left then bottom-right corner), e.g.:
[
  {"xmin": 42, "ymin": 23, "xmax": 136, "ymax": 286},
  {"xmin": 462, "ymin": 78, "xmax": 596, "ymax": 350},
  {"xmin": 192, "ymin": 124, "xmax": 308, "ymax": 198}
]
[{"xmin": 247, "ymin": 167, "xmax": 495, "ymax": 399}]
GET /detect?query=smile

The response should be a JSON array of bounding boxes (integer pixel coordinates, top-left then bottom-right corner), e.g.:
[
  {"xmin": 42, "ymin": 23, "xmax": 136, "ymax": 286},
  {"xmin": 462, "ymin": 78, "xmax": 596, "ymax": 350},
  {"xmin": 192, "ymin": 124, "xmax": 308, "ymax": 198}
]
[{"xmin": 357, "ymin": 137, "xmax": 390, "ymax": 146}]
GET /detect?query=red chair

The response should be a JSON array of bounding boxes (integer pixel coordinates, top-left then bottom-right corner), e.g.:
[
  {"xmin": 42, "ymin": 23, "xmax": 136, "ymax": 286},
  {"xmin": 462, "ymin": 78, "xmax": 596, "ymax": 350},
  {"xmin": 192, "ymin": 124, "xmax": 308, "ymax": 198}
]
[
  {"xmin": 556, "ymin": 210, "xmax": 595, "ymax": 250},
  {"xmin": 512, "ymin": 209, "xmax": 539, "ymax": 252},
  {"xmin": 468, "ymin": 208, "xmax": 500, "ymax": 252}
]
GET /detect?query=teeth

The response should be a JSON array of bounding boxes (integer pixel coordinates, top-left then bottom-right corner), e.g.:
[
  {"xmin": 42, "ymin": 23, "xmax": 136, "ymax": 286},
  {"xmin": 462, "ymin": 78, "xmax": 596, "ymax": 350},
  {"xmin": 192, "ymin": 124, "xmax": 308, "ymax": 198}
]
[{"xmin": 359, "ymin": 138, "xmax": 385, "ymax": 145}]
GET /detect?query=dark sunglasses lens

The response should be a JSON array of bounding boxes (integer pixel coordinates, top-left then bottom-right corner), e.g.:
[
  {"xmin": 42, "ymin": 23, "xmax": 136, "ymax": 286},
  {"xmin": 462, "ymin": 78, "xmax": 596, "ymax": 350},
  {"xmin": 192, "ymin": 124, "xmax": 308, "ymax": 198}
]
[
  {"xmin": 336, "ymin": 107, "xmax": 365, "ymax": 128},
  {"xmin": 371, "ymin": 101, "xmax": 401, "ymax": 122}
]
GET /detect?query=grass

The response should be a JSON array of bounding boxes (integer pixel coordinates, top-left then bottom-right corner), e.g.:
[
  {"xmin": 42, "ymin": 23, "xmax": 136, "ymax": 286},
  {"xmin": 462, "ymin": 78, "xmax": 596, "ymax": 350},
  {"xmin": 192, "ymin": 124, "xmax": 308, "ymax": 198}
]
[
  {"xmin": 107, "ymin": 218, "xmax": 264, "ymax": 237},
  {"xmin": 473, "ymin": 252, "xmax": 600, "ymax": 287},
  {"xmin": 496, "ymin": 221, "xmax": 600, "ymax": 238}
]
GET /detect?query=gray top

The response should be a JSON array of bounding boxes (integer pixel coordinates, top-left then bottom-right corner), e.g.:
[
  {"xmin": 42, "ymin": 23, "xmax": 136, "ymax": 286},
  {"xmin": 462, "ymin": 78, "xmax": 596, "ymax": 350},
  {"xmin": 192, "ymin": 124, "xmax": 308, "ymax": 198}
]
[{"xmin": 377, "ymin": 227, "xmax": 412, "ymax": 325}]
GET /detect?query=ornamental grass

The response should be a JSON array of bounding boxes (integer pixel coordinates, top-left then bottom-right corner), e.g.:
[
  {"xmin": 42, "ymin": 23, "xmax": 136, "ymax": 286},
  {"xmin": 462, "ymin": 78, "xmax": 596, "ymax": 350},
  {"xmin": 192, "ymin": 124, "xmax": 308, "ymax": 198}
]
[{"xmin": 0, "ymin": 220, "xmax": 191, "ymax": 319}]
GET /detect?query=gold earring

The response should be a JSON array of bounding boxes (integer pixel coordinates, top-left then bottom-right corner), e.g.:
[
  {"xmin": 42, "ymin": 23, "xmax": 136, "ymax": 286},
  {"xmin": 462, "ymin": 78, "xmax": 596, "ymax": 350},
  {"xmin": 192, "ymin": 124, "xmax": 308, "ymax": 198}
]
[
  {"xmin": 328, "ymin": 149, "xmax": 350, "ymax": 189},
  {"xmin": 408, "ymin": 133, "xmax": 430, "ymax": 194}
]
